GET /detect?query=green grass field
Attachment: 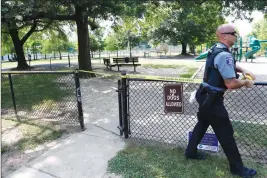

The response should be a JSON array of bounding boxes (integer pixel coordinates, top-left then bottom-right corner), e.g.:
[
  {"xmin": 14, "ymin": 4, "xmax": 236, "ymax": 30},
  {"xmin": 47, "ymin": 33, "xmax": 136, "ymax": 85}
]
[
  {"xmin": 232, "ymin": 121, "xmax": 267, "ymax": 147},
  {"xmin": 1, "ymin": 74, "xmax": 72, "ymax": 111},
  {"xmin": 108, "ymin": 143, "xmax": 267, "ymax": 178},
  {"xmin": 1, "ymin": 74, "xmax": 74, "ymax": 154}
]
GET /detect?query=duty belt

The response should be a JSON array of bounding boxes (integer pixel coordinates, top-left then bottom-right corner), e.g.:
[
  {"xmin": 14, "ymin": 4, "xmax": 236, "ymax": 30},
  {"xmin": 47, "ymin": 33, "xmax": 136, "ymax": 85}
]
[{"xmin": 200, "ymin": 84, "xmax": 224, "ymax": 97}]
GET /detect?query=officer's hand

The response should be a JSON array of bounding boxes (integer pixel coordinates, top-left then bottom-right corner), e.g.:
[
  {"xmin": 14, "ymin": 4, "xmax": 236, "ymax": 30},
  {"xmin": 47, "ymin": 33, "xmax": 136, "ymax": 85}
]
[
  {"xmin": 243, "ymin": 72, "xmax": 256, "ymax": 80},
  {"xmin": 245, "ymin": 80, "xmax": 254, "ymax": 88}
]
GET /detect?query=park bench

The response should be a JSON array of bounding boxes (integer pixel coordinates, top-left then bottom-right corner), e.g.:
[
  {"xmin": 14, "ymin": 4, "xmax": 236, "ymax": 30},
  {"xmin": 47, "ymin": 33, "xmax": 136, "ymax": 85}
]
[{"xmin": 103, "ymin": 57, "xmax": 141, "ymax": 72}]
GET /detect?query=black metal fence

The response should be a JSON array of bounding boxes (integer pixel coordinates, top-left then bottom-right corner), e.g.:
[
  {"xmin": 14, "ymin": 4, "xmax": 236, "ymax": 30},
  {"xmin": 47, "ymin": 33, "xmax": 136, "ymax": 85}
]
[
  {"xmin": 1, "ymin": 71, "xmax": 84, "ymax": 130},
  {"xmin": 118, "ymin": 76, "xmax": 267, "ymax": 162}
]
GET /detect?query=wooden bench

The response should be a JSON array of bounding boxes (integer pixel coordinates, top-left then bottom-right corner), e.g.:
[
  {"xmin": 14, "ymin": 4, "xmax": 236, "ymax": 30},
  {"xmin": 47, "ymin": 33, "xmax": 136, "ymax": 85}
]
[{"xmin": 103, "ymin": 57, "xmax": 141, "ymax": 72}]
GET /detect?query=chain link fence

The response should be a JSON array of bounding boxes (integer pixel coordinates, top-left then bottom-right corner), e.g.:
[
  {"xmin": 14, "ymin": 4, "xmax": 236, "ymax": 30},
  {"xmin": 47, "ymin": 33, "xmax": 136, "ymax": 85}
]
[
  {"xmin": 1, "ymin": 71, "xmax": 84, "ymax": 130},
  {"xmin": 118, "ymin": 77, "xmax": 267, "ymax": 163}
]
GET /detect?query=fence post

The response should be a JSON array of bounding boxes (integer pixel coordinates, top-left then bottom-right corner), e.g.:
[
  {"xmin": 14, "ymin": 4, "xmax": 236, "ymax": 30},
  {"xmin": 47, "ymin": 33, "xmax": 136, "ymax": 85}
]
[
  {"xmin": 117, "ymin": 80, "xmax": 123, "ymax": 136},
  {"xmin": 121, "ymin": 71, "xmax": 129, "ymax": 138},
  {"xmin": 50, "ymin": 57, "xmax": 52, "ymax": 69},
  {"xmin": 8, "ymin": 74, "xmax": 17, "ymax": 114},
  {"xmin": 68, "ymin": 54, "xmax": 70, "ymax": 67},
  {"xmin": 74, "ymin": 70, "xmax": 85, "ymax": 131}
]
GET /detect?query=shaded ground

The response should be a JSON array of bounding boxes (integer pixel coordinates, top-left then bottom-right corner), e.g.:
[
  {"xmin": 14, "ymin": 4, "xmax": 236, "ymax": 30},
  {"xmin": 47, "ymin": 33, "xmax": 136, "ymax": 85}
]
[{"xmin": 1, "ymin": 73, "xmax": 82, "ymax": 177}]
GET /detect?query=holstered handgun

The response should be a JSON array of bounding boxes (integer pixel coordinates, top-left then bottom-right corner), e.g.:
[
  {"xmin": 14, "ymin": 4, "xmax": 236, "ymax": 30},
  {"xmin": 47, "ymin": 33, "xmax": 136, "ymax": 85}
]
[{"xmin": 199, "ymin": 85, "xmax": 223, "ymax": 112}]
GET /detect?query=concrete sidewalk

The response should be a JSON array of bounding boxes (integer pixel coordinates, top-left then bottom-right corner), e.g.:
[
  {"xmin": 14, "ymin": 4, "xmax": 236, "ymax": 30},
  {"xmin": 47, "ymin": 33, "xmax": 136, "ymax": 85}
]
[{"xmin": 6, "ymin": 124, "xmax": 125, "ymax": 178}]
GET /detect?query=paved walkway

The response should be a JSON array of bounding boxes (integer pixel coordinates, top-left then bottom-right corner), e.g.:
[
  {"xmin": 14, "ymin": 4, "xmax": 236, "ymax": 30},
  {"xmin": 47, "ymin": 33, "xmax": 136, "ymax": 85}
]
[{"xmin": 6, "ymin": 124, "xmax": 124, "ymax": 178}]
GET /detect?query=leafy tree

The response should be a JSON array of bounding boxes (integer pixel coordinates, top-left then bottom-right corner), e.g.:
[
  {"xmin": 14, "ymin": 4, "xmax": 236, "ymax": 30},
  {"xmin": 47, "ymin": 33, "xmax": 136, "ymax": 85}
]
[
  {"xmin": 1, "ymin": 0, "xmax": 53, "ymax": 69},
  {"xmin": 251, "ymin": 19, "xmax": 267, "ymax": 53},
  {"xmin": 1, "ymin": 33, "xmax": 14, "ymax": 60},
  {"xmin": 40, "ymin": 23, "xmax": 71, "ymax": 59},
  {"xmin": 105, "ymin": 14, "xmax": 144, "ymax": 57},
  {"xmin": 89, "ymin": 27, "xmax": 105, "ymax": 58},
  {"xmin": 137, "ymin": 2, "xmax": 171, "ymax": 47},
  {"xmin": 21, "ymin": 0, "xmax": 138, "ymax": 76},
  {"xmin": 152, "ymin": 1, "xmax": 224, "ymax": 55},
  {"xmin": 221, "ymin": 0, "xmax": 267, "ymax": 21}
]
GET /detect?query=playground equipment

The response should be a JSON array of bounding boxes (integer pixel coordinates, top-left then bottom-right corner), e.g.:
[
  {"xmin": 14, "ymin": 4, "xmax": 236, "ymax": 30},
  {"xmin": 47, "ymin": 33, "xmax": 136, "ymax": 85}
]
[
  {"xmin": 194, "ymin": 51, "xmax": 208, "ymax": 60},
  {"xmin": 194, "ymin": 44, "xmax": 210, "ymax": 60},
  {"xmin": 244, "ymin": 36, "xmax": 267, "ymax": 62},
  {"xmin": 195, "ymin": 36, "xmax": 267, "ymax": 62}
]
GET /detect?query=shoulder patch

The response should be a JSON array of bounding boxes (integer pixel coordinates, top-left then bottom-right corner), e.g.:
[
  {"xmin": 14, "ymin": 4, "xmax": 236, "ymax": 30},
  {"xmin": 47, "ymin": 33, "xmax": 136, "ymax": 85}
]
[{"xmin": 226, "ymin": 57, "xmax": 233, "ymax": 65}]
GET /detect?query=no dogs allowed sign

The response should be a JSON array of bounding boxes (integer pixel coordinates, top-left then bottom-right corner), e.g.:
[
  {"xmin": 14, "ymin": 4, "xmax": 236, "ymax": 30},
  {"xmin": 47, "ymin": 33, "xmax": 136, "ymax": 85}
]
[{"xmin": 164, "ymin": 84, "xmax": 183, "ymax": 113}]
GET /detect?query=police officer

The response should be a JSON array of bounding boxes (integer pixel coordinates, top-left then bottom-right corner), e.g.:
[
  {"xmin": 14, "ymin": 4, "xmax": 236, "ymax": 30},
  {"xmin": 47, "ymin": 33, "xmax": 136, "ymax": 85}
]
[{"xmin": 185, "ymin": 23, "xmax": 257, "ymax": 177}]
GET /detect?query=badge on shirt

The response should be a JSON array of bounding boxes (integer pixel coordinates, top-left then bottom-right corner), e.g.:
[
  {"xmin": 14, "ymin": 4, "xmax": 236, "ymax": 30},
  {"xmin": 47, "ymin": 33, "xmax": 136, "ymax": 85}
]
[{"xmin": 226, "ymin": 57, "xmax": 233, "ymax": 65}]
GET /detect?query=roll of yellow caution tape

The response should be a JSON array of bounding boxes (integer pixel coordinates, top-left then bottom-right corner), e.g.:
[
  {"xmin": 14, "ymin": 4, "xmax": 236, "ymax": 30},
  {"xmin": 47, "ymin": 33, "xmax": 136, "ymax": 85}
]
[{"xmin": 242, "ymin": 74, "xmax": 253, "ymax": 81}]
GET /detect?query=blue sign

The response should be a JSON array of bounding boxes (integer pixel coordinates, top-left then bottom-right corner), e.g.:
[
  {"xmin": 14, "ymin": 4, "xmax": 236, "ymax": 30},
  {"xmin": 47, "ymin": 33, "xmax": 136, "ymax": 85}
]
[{"xmin": 188, "ymin": 132, "xmax": 219, "ymax": 152}]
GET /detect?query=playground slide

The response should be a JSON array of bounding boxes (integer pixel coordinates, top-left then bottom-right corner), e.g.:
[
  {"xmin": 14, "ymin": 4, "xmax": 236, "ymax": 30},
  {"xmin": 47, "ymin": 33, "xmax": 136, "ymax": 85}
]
[
  {"xmin": 195, "ymin": 51, "xmax": 208, "ymax": 60},
  {"xmin": 244, "ymin": 46, "xmax": 261, "ymax": 59}
]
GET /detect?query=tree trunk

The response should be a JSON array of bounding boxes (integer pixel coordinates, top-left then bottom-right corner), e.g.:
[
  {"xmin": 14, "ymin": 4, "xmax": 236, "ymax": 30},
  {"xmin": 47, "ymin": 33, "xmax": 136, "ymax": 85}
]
[
  {"xmin": 9, "ymin": 29, "xmax": 30, "ymax": 70},
  {"xmin": 59, "ymin": 50, "xmax": 62, "ymax": 59},
  {"xmin": 189, "ymin": 45, "xmax": 195, "ymax": 55},
  {"xmin": 181, "ymin": 42, "xmax": 187, "ymax": 55},
  {"xmin": 75, "ymin": 6, "xmax": 94, "ymax": 78}
]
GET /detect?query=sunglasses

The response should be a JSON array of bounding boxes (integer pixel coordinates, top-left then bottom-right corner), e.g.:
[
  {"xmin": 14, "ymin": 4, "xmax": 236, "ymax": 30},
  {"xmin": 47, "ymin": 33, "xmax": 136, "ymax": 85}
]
[{"xmin": 221, "ymin": 31, "xmax": 238, "ymax": 37}]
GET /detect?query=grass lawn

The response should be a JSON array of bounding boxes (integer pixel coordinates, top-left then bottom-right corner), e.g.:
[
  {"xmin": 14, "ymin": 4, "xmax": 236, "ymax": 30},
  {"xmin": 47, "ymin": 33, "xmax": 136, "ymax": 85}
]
[
  {"xmin": 1, "ymin": 118, "xmax": 64, "ymax": 153},
  {"xmin": 179, "ymin": 67, "xmax": 198, "ymax": 78},
  {"xmin": 108, "ymin": 143, "xmax": 267, "ymax": 178},
  {"xmin": 232, "ymin": 121, "xmax": 267, "ymax": 147},
  {"xmin": 1, "ymin": 73, "xmax": 72, "ymax": 111},
  {"xmin": 1, "ymin": 73, "xmax": 74, "ymax": 154}
]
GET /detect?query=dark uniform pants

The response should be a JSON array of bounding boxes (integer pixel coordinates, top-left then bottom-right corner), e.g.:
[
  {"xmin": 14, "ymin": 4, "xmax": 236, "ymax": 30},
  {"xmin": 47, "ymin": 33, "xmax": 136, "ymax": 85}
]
[{"xmin": 186, "ymin": 85, "xmax": 244, "ymax": 172}]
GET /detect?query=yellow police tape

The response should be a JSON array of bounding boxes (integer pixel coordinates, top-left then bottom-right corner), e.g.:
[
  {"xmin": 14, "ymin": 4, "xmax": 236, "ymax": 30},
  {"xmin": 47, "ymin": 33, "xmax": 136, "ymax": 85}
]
[
  {"xmin": 79, "ymin": 70, "xmax": 201, "ymax": 83},
  {"xmin": 121, "ymin": 74, "xmax": 202, "ymax": 83},
  {"xmin": 3, "ymin": 69, "xmax": 202, "ymax": 83}
]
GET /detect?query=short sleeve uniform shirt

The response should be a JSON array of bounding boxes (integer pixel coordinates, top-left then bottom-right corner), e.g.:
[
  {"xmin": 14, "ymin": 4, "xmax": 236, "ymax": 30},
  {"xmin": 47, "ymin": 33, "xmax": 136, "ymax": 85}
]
[{"xmin": 214, "ymin": 43, "xmax": 236, "ymax": 79}]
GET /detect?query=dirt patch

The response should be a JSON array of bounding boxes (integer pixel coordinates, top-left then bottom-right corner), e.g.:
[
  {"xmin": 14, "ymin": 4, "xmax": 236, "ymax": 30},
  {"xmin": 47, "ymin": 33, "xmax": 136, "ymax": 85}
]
[{"xmin": 1, "ymin": 118, "xmax": 80, "ymax": 177}]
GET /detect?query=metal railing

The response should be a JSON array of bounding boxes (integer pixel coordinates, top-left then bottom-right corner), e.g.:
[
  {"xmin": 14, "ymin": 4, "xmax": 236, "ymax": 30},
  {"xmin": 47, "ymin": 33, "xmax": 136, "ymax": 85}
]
[
  {"xmin": 1, "ymin": 70, "xmax": 84, "ymax": 130},
  {"xmin": 118, "ymin": 75, "xmax": 267, "ymax": 162}
]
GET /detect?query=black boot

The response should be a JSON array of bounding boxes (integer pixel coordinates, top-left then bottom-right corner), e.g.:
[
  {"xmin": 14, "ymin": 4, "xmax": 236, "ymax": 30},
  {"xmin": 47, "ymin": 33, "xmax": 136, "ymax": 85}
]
[
  {"xmin": 231, "ymin": 167, "xmax": 257, "ymax": 178},
  {"xmin": 185, "ymin": 152, "xmax": 206, "ymax": 160}
]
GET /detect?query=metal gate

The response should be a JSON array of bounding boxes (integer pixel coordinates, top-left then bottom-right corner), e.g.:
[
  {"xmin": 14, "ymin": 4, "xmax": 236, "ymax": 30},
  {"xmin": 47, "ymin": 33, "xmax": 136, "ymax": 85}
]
[
  {"xmin": 118, "ymin": 74, "xmax": 267, "ymax": 162},
  {"xmin": 1, "ymin": 70, "xmax": 84, "ymax": 130}
]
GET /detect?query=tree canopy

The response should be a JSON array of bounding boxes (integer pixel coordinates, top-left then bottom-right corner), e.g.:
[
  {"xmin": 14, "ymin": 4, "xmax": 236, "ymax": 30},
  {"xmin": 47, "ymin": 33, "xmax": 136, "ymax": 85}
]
[
  {"xmin": 151, "ymin": 1, "xmax": 224, "ymax": 54},
  {"xmin": 251, "ymin": 18, "xmax": 267, "ymax": 50},
  {"xmin": 1, "ymin": 0, "xmax": 267, "ymax": 70}
]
